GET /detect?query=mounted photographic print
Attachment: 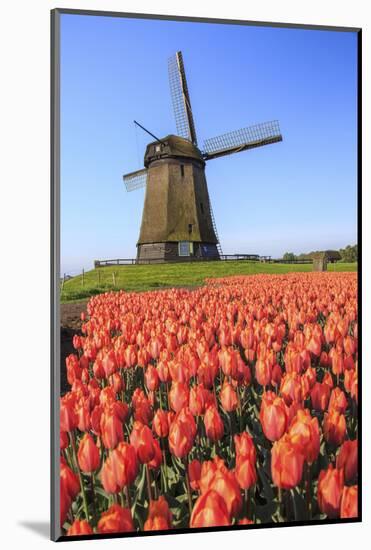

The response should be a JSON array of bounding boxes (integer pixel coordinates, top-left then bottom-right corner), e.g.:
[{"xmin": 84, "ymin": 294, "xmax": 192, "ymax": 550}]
[{"xmin": 51, "ymin": 8, "xmax": 361, "ymax": 541}]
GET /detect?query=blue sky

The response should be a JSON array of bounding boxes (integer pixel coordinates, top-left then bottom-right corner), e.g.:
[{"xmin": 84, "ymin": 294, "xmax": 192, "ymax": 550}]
[{"xmin": 60, "ymin": 14, "xmax": 358, "ymax": 274}]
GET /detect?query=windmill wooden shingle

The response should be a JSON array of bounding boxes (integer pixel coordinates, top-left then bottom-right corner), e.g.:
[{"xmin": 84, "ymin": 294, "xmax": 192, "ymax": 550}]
[{"xmin": 123, "ymin": 51, "xmax": 283, "ymax": 262}]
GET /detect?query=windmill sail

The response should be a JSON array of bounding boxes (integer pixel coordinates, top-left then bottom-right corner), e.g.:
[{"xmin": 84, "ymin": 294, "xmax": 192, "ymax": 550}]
[
  {"xmin": 203, "ymin": 120, "xmax": 282, "ymax": 161},
  {"xmin": 123, "ymin": 168, "xmax": 148, "ymax": 192},
  {"xmin": 168, "ymin": 51, "xmax": 198, "ymax": 145}
]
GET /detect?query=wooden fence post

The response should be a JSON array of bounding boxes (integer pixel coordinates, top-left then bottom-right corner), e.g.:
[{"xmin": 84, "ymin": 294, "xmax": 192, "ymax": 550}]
[
  {"xmin": 82, "ymin": 268, "xmax": 85, "ymax": 287},
  {"xmin": 112, "ymin": 272, "xmax": 116, "ymax": 287}
]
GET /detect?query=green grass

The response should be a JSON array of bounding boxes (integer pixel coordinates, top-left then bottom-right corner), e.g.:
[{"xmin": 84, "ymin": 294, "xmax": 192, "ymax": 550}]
[{"xmin": 60, "ymin": 261, "xmax": 357, "ymax": 303}]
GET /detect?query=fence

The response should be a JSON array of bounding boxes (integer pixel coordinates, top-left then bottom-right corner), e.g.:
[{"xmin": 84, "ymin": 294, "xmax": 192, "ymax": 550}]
[{"xmin": 94, "ymin": 254, "xmax": 269, "ymax": 267}]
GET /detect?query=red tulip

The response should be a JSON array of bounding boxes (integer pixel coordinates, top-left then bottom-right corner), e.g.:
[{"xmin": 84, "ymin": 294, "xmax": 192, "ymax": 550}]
[
  {"xmin": 130, "ymin": 421, "xmax": 156, "ymax": 464},
  {"xmin": 260, "ymin": 391, "xmax": 287, "ymax": 442},
  {"xmin": 188, "ymin": 459, "xmax": 202, "ymax": 491},
  {"xmin": 77, "ymin": 433, "xmax": 100, "ymax": 473},
  {"xmin": 310, "ymin": 381, "xmax": 330, "ymax": 412},
  {"xmin": 153, "ymin": 409, "xmax": 170, "ymax": 438},
  {"xmin": 336, "ymin": 439, "xmax": 358, "ymax": 483},
  {"xmin": 168, "ymin": 416, "xmax": 194, "ymax": 458}
]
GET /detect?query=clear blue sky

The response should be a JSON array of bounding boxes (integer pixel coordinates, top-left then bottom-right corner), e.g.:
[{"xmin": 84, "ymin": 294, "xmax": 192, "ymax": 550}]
[{"xmin": 60, "ymin": 14, "xmax": 358, "ymax": 274}]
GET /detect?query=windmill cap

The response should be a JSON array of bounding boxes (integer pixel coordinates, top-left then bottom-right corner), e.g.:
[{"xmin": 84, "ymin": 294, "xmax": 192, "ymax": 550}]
[{"xmin": 144, "ymin": 134, "xmax": 204, "ymax": 166}]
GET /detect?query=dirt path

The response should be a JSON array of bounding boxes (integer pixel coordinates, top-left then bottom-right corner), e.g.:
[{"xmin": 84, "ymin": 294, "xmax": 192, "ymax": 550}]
[{"xmin": 60, "ymin": 300, "xmax": 88, "ymax": 395}]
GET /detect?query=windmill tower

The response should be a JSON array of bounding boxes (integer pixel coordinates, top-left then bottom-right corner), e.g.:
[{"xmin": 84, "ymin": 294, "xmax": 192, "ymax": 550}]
[{"xmin": 123, "ymin": 51, "xmax": 282, "ymax": 262}]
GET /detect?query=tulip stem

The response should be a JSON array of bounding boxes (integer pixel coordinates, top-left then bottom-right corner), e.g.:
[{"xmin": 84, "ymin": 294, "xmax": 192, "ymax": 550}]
[
  {"xmin": 69, "ymin": 431, "xmax": 90, "ymax": 522},
  {"xmin": 91, "ymin": 474, "xmax": 98, "ymax": 526},
  {"xmin": 125, "ymin": 485, "xmax": 131, "ymax": 510},
  {"xmin": 145, "ymin": 464, "xmax": 152, "ymax": 502},
  {"xmin": 184, "ymin": 459, "xmax": 193, "ymax": 518},
  {"xmin": 306, "ymin": 463, "xmax": 312, "ymax": 520},
  {"xmin": 162, "ymin": 446, "xmax": 169, "ymax": 493}
]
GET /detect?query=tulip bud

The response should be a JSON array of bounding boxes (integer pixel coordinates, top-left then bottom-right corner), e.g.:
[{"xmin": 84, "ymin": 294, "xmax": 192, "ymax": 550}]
[
  {"xmin": 153, "ymin": 409, "xmax": 170, "ymax": 438},
  {"xmin": 188, "ymin": 459, "xmax": 202, "ymax": 491}
]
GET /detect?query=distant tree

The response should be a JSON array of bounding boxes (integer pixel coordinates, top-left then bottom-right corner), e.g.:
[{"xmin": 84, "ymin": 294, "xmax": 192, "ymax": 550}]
[
  {"xmin": 339, "ymin": 244, "xmax": 358, "ymax": 262},
  {"xmin": 283, "ymin": 252, "xmax": 297, "ymax": 261}
]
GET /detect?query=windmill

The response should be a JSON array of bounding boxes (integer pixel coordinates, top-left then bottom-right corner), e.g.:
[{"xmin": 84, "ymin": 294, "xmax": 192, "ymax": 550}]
[{"xmin": 123, "ymin": 51, "xmax": 282, "ymax": 262}]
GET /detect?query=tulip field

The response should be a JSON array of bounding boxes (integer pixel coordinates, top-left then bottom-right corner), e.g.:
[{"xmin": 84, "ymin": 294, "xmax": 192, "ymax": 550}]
[{"xmin": 60, "ymin": 272, "xmax": 358, "ymax": 536}]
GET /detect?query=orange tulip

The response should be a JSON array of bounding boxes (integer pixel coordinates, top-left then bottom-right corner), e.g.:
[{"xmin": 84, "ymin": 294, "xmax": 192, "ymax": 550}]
[
  {"xmin": 271, "ymin": 434, "xmax": 304, "ymax": 489},
  {"xmin": 317, "ymin": 465, "xmax": 344, "ymax": 518},
  {"xmin": 169, "ymin": 381, "xmax": 189, "ymax": 412},
  {"xmin": 235, "ymin": 456, "xmax": 257, "ymax": 490},
  {"xmin": 340, "ymin": 485, "xmax": 358, "ymax": 518},
  {"xmin": 97, "ymin": 504, "xmax": 134, "ymax": 533},
  {"xmin": 323, "ymin": 409, "xmax": 346, "ymax": 447},
  {"xmin": 234, "ymin": 432, "xmax": 256, "ymax": 462},
  {"xmin": 288, "ymin": 409, "xmax": 320, "ymax": 464},
  {"xmin": 144, "ymin": 495, "xmax": 172, "ymax": 530},
  {"xmin": 204, "ymin": 405, "xmax": 224, "ymax": 441},
  {"xmin": 100, "ymin": 409, "xmax": 124, "ymax": 450},
  {"xmin": 67, "ymin": 520, "xmax": 93, "ymax": 536},
  {"xmin": 220, "ymin": 380, "xmax": 238, "ymax": 412},
  {"xmin": 190, "ymin": 489, "xmax": 230, "ymax": 528},
  {"xmin": 328, "ymin": 387, "xmax": 348, "ymax": 414}
]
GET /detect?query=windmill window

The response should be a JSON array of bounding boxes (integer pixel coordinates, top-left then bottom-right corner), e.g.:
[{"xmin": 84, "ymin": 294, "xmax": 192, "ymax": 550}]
[
  {"xmin": 188, "ymin": 224, "xmax": 193, "ymax": 234},
  {"xmin": 180, "ymin": 164, "xmax": 185, "ymax": 177},
  {"xmin": 179, "ymin": 241, "xmax": 190, "ymax": 256},
  {"xmin": 200, "ymin": 202, "xmax": 204, "ymax": 214}
]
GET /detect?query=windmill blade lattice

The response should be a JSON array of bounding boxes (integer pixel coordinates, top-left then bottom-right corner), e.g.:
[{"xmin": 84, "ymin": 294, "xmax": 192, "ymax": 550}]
[
  {"xmin": 168, "ymin": 52, "xmax": 198, "ymax": 145},
  {"xmin": 123, "ymin": 168, "xmax": 148, "ymax": 192},
  {"xmin": 203, "ymin": 120, "xmax": 282, "ymax": 160}
]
